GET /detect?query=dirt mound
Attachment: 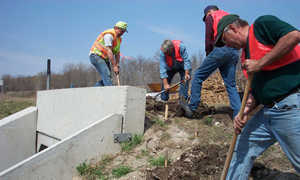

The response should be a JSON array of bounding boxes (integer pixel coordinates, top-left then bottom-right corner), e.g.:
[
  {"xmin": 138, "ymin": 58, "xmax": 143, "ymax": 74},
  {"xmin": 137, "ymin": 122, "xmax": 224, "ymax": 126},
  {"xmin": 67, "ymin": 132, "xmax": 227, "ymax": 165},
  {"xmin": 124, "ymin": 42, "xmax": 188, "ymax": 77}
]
[
  {"xmin": 146, "ymin": 144, "xmax": 300, "ymax": 180},
  {"xmin": 146, "ymin": 144, "xmax": 227, "ymax": 180}
]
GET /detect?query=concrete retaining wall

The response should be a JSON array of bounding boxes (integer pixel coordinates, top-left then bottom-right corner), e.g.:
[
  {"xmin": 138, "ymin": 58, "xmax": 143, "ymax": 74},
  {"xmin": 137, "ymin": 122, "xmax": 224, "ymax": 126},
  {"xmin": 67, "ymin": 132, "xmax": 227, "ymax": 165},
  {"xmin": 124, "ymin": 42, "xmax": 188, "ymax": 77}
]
[
  {"xmin": 0, "ymin": 107, "xmax": 37, "ymax": 172},
  {"xmin": 36, "ymin": 86, "xmax": 146, "ymax": 149},
  {"xmin": 0, "ymin": 114, "xmax": 122, "ymax": 180},
  {"xmin": 124, "ymin": 86, "xmax": 146, "ymax": 134}
]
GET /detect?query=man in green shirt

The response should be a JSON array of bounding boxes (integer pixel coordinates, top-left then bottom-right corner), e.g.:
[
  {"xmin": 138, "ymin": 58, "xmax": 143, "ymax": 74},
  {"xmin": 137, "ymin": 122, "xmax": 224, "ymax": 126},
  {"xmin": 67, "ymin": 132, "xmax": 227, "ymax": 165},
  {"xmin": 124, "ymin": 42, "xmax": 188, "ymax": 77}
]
[{"xmin": 215, "ymin": 14, "xmax": 300, "ymax": 179}]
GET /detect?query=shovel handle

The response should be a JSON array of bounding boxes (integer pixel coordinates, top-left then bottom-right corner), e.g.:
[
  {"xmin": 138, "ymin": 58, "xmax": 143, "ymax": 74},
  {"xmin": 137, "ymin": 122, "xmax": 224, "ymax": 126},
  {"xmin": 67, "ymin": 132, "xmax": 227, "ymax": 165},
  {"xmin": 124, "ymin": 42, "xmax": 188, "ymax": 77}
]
[
  {"xmin": 116, "ymin": 74, "xmax": 120, "ymax": 86},
  {"xmin": 154, "ymin": 80, "xmax": 184, "ymax": 98},
  {"xmin": 220, "ymin": 74, "xmax": 253, "ymax": 180}
]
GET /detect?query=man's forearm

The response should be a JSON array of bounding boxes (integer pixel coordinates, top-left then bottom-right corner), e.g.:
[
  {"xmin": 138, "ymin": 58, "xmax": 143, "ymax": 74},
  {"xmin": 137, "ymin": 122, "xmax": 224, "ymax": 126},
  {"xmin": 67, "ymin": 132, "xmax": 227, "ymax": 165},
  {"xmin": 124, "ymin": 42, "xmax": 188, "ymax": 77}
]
[
  {"xmin": 107, "ymin": 49, "xmax": 116, "ymax": 66},
  {"xmin": 115, "ymin": 53, "xmax": 120, "ymax": 65},
  {"xmin": 162, "ymin": 78, "xmax": 168, "ymax": 86},
  {"xmin": 185, "ymin": 70, "xmax": 190, "ymax": 75}
]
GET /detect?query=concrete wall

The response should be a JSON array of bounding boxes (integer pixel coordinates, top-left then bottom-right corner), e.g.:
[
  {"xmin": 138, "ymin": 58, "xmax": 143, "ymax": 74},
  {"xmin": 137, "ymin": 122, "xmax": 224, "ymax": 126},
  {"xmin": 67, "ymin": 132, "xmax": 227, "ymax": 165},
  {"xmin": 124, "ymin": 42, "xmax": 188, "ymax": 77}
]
[
  {"xmin": 36, "ymin": 86, "xmax": 146, "ymax": 148},
  {"xmin": 0, "ymin": 114, "xmax": 122, "ymax": 180},
  {"xmin": 0, "ymin": 107, "xmax": 37, "ymax": 172},
  {"xmin": 124, "ymin": 86, "xmax": 146, "ymax": 134}
]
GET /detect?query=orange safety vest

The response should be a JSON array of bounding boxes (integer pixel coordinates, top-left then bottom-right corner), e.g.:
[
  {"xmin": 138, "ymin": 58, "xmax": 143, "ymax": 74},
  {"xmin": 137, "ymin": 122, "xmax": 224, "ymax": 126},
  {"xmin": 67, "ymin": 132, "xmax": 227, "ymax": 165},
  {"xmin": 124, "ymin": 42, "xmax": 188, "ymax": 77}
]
[
  {"xmin": 164, "ymin": 40, "xmax": 183, "ymax": 67},
  {"xmin": 241, "ymin": 24, "xmax": 300, "ymax": 78},
  {"xmin": 210, "ymin": 10, "xmax": 229, "ymax": 41},
  {"xmin": 90, "ymin": 29, "xmax": 122, "ymax": 60}
]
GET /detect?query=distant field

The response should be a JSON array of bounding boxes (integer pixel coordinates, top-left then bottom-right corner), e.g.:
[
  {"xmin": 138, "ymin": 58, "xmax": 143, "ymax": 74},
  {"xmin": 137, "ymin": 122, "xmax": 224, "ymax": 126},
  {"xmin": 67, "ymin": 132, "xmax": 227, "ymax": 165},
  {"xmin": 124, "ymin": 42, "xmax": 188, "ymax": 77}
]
[{"xmin": 0, "ymin": 94, "xmax": 36, "ymax": 120}]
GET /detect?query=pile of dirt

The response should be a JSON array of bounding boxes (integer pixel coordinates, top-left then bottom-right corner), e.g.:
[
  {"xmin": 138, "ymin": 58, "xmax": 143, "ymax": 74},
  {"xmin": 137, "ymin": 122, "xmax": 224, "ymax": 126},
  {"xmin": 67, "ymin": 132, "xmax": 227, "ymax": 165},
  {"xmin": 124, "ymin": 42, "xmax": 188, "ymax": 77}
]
[
  {"xmin": 146, "ymin": 144, "xmax": 227, "ymax": 180},
  {"xmin": 144, "ymin": 86, "xmax": 300, "ymax": 180}
]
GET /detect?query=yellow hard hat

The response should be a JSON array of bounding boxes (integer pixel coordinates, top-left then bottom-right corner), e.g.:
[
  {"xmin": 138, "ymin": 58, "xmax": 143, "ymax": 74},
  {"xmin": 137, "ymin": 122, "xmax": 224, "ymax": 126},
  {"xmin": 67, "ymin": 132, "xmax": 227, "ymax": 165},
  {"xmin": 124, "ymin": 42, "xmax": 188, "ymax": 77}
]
[{"xmin": 115, "ymin": 21, "xmax": 128, "ymax": 32}]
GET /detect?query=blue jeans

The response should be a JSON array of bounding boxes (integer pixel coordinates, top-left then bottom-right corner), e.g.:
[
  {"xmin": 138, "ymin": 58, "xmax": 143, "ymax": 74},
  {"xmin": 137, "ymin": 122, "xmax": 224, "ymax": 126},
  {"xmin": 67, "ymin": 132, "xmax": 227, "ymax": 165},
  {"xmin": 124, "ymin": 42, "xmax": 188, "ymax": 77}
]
[
  {"xmin": 189, "ymin": 46, "xmax": 241, "ymax": 117},
  {"xmin": 89, "ymin": 54, "xmax": 112, "ymax": 86},
  {"xmin": 227, "ymin": 91, "xmax": 300, "ymax": 180},
  {"xmin": 161, "ymin": 63, "xmax": 190, "ymax": 101}
]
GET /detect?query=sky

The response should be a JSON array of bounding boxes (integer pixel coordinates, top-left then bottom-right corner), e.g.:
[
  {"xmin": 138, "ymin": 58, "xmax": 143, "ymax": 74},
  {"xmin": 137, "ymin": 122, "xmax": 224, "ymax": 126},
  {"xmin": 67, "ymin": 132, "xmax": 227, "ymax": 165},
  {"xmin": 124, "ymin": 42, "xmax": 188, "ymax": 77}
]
[{"xmin": 0, "ymin": 0, "xmax": 300, "ymax": 78}]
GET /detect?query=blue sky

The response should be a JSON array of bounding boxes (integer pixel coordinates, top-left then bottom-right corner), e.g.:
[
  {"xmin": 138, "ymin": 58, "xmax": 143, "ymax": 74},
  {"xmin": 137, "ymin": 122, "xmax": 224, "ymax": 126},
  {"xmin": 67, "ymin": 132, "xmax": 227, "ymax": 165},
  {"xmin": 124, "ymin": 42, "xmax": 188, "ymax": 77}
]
[{"xmin": 1, "ymin": 0, "xmax": 300, "ymax": 77}]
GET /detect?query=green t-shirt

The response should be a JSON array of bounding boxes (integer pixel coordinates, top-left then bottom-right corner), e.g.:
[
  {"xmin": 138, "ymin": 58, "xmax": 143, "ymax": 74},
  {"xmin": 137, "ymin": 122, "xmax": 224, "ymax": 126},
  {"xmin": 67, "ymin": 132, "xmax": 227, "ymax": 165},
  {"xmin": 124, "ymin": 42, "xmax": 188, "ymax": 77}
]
[{"xmin": 245, "ymin": 15, "xmax": 300, "ymax": 105}]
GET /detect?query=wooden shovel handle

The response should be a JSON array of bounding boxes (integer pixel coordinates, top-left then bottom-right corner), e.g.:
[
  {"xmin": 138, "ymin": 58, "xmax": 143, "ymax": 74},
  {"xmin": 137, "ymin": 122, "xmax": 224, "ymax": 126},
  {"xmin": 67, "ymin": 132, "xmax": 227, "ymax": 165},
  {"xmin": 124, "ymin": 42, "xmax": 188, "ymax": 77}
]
[
  {"xmin": 220, "ymin": 74, "xmax": 253, "ymax": 180},
  {"xmin": 116, "ymin": 74, "xmax": 120, "ymax": 86}
]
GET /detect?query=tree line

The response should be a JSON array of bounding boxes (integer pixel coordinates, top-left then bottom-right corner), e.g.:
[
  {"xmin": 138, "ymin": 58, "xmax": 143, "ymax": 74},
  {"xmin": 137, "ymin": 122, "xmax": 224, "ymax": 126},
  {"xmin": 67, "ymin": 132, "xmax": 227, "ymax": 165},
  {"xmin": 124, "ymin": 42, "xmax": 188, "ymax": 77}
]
[{"xmin": 1, "ymin": 53, "xmax": 206, "ymax": 92}]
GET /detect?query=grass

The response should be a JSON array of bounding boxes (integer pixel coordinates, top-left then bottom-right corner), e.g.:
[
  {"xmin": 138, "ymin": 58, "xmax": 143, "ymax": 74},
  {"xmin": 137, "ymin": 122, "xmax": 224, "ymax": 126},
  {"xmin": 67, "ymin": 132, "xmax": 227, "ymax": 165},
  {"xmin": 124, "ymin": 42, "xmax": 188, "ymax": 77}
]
[
  {"xmin": 0, "ymin": 99, "xmax": 35, "ymax": 119},
  {"xmin": 121, "ymin": 134, "xmax": 143, "ymax": 152},
  {"xmin": 154, "ymin": 119, "xmax": 166, "ymax": 127},
  {"xmin": 99, "ymin": 155, "xmax": 114, "ymax": 167},
  {"xmin": 76, "ymin": 162, "xmax": 107, "ymax": 180},
  {"xmin": 204, "ymin": 116, "xmax": 213, "ymax": 126},
  {"xmin": 111, "ymin": 165, "xmax": 133, "ymax": 178},
  {"xmin": 149, "ymin": 155, "xmax": 170, "ymax": 167}
]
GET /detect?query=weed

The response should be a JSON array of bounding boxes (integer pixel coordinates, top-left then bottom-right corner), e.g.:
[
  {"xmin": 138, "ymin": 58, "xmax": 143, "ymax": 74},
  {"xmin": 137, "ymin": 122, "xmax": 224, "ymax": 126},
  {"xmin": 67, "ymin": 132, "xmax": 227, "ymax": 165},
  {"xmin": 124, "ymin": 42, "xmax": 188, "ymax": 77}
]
[
  {"xmin": 121, "ymin": 134, "xmax": 143, "ymax": 152},
  {"xmin": 111, "ymin": 165, "xmax": 133, "ymax": 178},
  {"xmin": 76, "ymin": 162, "xmax": 108, "ymax": 179},
  {"xmin": 154, "ymin": 119, "xmax": 165, "ymax": 127},
  {"xmin": 76, "ymin": 162, "xmax": 89, "ymax": 176},
  {"xmin": 141, "ymin": 149, "xmax": 150, "ymax": 157},
  {"xmin": 149, "ymin": 156, "xmax": 170, "ymax": 167},
  {"xmin": 204, "ymin": 116, "xmax": 213, "ymax": 126},
  {"xmin": 100, "ymin": 154, "xmax": 114, "ymax": 166}
]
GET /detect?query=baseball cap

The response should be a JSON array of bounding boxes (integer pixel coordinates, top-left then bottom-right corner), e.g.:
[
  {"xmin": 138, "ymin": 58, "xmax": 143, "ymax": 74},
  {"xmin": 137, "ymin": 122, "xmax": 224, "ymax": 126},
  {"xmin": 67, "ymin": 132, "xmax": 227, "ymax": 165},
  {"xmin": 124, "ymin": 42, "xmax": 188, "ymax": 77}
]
[
  {"xmin": 203, "ymin": 5, "xmax": 218, "ymax": 21},
  {"xmin": 215, "ymin": 14, "xmax": 239, "ymax": 47},
  {"xmin": 115, "ymin": 21, "xmax": 128, "ymax": 32}
]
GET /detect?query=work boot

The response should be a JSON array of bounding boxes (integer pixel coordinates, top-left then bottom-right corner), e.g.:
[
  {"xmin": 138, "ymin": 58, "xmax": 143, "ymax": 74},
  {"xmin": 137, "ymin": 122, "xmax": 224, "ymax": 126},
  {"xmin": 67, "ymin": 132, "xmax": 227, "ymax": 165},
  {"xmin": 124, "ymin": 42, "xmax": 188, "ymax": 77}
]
[{"xmin": 179, "ymin": 100, "xmax": 194, "ymax": 118}]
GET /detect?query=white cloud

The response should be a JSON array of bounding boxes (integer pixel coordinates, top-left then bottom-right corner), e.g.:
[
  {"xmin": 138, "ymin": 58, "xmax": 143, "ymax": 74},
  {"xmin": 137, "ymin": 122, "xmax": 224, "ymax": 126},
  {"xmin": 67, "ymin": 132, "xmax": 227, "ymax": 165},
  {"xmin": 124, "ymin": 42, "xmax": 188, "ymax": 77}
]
[{"xmin": 146, "ymin": 24, "xmax": 195, "ymax": 43}]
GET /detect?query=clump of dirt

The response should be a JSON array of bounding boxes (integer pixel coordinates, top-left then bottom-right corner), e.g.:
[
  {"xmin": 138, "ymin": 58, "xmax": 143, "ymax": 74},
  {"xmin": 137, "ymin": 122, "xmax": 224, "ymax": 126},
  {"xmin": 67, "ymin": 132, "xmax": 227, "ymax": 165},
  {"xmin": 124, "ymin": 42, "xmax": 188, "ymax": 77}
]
[
  {"xmin": 146, "ymin": 144, "xmax": 227, "ymax": 180},
  {"xmin": 146, "ymin": 143, "xmax": 300, "ymax": 180}
]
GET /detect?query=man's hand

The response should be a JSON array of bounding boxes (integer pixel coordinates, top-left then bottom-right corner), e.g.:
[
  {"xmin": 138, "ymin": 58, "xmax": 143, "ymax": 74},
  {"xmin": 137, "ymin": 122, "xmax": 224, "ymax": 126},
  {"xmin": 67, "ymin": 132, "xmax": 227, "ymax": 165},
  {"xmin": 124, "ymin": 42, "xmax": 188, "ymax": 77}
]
[
  {"xmin": 113, "ymin": 65, "xmax": 119, "ymax": 74},
  {"xmin": 234, "ymin": 94, "xmax": 256, "ymax": 134},
  {"xmin": 185, "ymin": 71, "xmax": 191, "ymax": 81},
  {"xmin": 164, "ymin": 83, "xmax": 170, "ymax": 90},
  {"xmin": 162, "ymin": 78, "xmax": 170, "ymax": 90},
  {"xmin": 242, "ymin": 59, "xmax": 262, "ymax": 73}
]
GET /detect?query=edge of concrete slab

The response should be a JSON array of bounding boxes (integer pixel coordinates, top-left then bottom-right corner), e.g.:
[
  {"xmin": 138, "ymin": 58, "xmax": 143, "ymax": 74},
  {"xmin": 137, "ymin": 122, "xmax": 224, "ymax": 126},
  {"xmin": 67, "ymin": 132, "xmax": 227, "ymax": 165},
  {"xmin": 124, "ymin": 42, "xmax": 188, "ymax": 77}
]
[
  {"xmin": 0, "ymin": 113, "xmax": 122, "ymax": 180},
  {"xmin": 0, "ymin": 107, "xmax": 37, "ymax": 172}
]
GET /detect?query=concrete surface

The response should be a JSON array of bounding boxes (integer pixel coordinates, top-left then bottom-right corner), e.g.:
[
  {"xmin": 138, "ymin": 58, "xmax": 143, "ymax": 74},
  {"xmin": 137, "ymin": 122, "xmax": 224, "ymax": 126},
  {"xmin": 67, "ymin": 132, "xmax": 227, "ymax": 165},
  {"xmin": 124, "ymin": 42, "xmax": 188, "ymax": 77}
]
[
  {"xmin": 0, "ymin": 107, "xmax": 37, "ymax": 172},
  {"xmin": 124, "ymin": 86, "xmax": 146, "ymax": 134},
  {"xmin": 0, "ymin": 114, "xmax": 122, "ymax": 180},
  {"xmin": 36, "ymin": 86, "xmax": 146, "ymax": 148}
]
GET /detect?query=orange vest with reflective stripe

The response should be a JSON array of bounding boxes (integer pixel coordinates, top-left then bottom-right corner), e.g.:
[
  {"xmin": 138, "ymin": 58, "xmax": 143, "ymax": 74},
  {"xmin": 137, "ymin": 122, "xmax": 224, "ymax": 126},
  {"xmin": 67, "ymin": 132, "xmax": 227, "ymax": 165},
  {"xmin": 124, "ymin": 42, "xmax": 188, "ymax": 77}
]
[
  {"xmin": 247, "ymin": 24, "xmax": 300, "ymax": 71},
  {"xmin": 211, "ymin": 10, "xmax": 229, "ymax": 40},
  {"xmin": 90, "ymin": 29, "xmax": 122, "ymax": 59},
  {"xmin": 164, "ymin": 40, "xmax": 183, "ymax": 67}
]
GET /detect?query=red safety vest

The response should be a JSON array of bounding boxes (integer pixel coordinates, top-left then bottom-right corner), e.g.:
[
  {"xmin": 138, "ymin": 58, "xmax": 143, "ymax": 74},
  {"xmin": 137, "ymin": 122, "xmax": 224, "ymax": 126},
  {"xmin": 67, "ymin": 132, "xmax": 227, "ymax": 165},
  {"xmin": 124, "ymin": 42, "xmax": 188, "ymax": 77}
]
[
  {"xmin": 241, "ymin": 24, "xmax": 300, "ymax": 78},
  {"xmin": 210, "ymin": 10, "xmax": 229, "ymax": 40},
  {"xmin": 164, "ymin": 40, "xmax": 183, "ymax": 67}
]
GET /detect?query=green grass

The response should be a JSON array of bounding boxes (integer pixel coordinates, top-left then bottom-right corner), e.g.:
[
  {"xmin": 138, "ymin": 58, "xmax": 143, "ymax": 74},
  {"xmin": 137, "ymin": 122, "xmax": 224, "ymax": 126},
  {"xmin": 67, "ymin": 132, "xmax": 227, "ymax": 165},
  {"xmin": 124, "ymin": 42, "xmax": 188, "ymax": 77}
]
[
  {"xmin": 111, "ymin": 165, "xmax": 133, "ymax": 178},
  {"xmin": 76, "ymin": 162, "xmax": 108, "ymax": 180},
  {"xmin": 121, "ymin": 134, "xmax": 143, "ymax": 152},
  {"xmin": 141, "ymin": 149, "xmax": 150, "ymax": 157},
  {"xmin": 204, "ymin": 116, "xmax": 213, "ymax": 126},
  {"xmin": 149, "ymin": 156, "xmax": 170, "ymax": 167},
  {"xmin": 0, "ymin": 100, "xmax": 34, "ymax": 119},
  {"xmin": 154, "ymin": 119, "xmax": 166, "ymax": 127},
  {"xmin": 76, "ymin": 162, "xmax": 89, "ymax": 176}
]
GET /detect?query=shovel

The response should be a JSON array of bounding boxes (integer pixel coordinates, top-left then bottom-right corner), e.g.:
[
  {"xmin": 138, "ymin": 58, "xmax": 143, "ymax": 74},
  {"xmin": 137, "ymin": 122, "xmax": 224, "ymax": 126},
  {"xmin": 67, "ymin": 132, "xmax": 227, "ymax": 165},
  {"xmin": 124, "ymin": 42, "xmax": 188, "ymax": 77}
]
[
  {"xmin": 154, "ymin": 80, "xmax": 185, "ymax": 99},
  {"xmin": 116, "ymin": 74, "xmax": 120, "ymax": 86},
  {"xmin": 220, "ymin": 74, "xmax": 253, "ymax": 180}
]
